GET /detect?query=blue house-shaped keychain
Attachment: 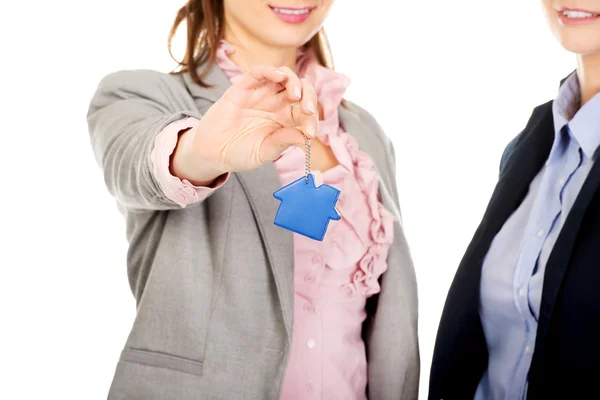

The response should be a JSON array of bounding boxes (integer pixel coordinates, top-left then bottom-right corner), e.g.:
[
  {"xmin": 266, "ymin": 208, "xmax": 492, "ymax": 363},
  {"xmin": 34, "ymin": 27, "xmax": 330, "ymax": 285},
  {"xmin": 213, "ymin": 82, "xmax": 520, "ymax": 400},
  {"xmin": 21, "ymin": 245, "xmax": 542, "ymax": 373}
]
[{"xmin": 273, "ymin": 173, "xmax": 341, "ymax": 241}]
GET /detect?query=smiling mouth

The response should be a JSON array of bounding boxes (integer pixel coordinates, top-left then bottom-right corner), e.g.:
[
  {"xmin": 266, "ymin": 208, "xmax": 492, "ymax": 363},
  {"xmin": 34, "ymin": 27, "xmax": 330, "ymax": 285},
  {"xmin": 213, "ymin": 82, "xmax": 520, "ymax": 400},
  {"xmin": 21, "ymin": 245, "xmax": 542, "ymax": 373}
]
[
  {"xmin": 269, "ymin": 5, "xmax": 315, "ymax": 23},
  {"xmin": 557, "ymin": 7, "xmax": 600, "ymax": 18},
  {"xmin": 555, "ymin": 7, "xmax": 600, "ymax": 25},
  {"xmin": 270, "ymin": 6, "xmax": 313, "ymax": 15}
]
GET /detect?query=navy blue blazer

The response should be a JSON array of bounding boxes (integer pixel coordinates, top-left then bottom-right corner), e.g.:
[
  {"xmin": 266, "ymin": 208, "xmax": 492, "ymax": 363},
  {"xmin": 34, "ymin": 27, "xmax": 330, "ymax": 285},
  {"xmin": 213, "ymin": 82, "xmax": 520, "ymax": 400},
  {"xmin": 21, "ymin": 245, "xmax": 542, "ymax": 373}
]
[{"xmin": 429, "ymin": 76, "xmax": 600, "ymax": 400}]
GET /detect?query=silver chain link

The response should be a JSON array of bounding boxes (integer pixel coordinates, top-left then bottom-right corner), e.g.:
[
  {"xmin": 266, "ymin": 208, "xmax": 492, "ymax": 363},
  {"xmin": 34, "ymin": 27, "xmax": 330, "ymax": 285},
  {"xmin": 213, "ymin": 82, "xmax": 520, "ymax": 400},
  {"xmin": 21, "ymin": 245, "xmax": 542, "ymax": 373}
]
[{"xmin": 305, "ymin": 135, "xmax": 311, "ymax": 182}]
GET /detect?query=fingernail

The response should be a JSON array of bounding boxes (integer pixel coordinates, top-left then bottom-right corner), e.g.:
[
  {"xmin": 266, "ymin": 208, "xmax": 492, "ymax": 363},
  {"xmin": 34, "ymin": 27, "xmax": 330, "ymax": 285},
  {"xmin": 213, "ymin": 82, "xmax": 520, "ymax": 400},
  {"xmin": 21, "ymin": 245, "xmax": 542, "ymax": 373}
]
[
  {"xmin": 293, "ymin": 87, "xmax": 301, "ymax": 99},
  {"xmin": 306, "ymin": 125, "xmax": 316, "ymax": 138},
  {"xmin": 307, "ymin": 101, "xmax": 316, "ymax": 114}
]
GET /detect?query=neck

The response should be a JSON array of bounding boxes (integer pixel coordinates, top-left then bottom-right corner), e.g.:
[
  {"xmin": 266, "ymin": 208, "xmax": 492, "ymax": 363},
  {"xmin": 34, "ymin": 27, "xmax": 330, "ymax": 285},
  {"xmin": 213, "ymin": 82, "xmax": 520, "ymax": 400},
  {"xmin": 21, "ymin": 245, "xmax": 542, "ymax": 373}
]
[
  {"xmin": 576, "ymin": 51, "xmax": 600, "ymax": 106},
  {"xmin": 224, "ymin": 25, "xmax": 297, "ymax": 72}
]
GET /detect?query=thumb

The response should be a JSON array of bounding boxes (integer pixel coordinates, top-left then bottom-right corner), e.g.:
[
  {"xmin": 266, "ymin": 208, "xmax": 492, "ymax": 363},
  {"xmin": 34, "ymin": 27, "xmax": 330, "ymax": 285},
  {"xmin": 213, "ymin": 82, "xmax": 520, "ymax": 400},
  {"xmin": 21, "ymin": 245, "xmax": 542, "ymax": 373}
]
[{"xmin": 260, "ymin": 127, "xmax": 305, "ymax": 163}]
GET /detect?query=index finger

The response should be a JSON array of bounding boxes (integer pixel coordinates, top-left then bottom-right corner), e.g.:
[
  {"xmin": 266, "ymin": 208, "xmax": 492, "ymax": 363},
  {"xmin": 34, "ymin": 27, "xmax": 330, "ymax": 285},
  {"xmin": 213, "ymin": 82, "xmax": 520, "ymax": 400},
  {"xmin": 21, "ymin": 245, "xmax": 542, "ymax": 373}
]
[{"xmin": 234, "ymin": 65, "xmax": 287, "ymax": 91}]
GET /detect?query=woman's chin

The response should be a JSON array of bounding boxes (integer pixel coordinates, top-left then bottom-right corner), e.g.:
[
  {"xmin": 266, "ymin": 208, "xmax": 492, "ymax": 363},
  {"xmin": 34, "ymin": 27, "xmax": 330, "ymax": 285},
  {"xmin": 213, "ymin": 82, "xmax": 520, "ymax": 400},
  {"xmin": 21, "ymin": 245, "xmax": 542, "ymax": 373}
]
[
  {"xmin": 554, "ymin": 30, "xmax": 600, "ymax": 56},
  {"xmin": 261, "ymin": 28, "xmax": 319, "ymax": 49}
]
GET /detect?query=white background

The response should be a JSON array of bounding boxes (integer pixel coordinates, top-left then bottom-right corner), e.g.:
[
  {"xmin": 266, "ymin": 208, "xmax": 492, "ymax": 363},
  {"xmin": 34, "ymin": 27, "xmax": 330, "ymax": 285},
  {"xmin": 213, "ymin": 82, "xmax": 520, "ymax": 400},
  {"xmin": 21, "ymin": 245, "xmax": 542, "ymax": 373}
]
[{"xmin": 1, "ymin": 0, "xmax": 574, "ymax": 398}]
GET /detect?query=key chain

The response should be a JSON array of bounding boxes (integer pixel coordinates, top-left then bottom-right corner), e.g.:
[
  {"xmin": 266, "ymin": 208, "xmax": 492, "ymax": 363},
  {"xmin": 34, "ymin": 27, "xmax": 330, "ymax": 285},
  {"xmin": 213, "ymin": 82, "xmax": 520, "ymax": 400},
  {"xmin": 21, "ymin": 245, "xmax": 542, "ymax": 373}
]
[{"xmin": 273, "ymin": 135, "xmax": 341, "ymax": 241}]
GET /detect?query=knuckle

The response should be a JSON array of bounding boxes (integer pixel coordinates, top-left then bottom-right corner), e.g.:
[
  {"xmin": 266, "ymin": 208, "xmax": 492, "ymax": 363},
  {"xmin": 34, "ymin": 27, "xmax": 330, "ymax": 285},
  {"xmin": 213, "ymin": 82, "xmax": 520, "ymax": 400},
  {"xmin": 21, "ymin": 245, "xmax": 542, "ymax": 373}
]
[
  {"xmin": 278, "ymin": 141, "xmax": 289, "ymax": 151},
  {"xmin": 280, "ymin": 67, "xmax": 299, "ymax": 81}
]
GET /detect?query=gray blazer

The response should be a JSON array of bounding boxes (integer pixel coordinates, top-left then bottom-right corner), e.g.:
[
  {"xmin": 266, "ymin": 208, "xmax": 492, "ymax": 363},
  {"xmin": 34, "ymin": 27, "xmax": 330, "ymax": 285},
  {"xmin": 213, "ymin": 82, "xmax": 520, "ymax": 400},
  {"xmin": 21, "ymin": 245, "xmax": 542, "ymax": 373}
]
[{"xmin": 87, "ymin": 64, "xmax": 419, "ymax": 400}]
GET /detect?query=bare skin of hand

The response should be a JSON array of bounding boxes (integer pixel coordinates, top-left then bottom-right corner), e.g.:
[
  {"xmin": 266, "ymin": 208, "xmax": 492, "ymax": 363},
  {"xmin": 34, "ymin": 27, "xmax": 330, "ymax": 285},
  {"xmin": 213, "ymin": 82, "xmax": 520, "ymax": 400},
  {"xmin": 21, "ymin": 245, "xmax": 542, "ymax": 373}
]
[{"xmin": 172, "ymin": 65, "xmax": 334, "ymax": 185}]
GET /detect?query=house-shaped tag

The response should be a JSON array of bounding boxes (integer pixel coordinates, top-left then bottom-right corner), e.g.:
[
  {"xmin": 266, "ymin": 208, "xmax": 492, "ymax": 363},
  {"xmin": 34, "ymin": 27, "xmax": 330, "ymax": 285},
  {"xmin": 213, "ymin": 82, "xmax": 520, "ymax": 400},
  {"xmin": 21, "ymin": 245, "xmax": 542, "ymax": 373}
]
[{"xmin": 273, "ymin": 173, "xmax": 341, "ymax": 241}]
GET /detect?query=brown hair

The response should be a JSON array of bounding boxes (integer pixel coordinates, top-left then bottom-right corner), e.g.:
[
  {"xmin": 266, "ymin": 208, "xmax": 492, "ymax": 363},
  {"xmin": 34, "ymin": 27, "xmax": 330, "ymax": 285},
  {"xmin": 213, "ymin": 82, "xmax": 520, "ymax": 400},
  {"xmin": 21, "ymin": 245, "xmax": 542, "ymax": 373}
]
[{"xmin": 168, "ymin": 0, "xmax": 335, "ymax": 87}]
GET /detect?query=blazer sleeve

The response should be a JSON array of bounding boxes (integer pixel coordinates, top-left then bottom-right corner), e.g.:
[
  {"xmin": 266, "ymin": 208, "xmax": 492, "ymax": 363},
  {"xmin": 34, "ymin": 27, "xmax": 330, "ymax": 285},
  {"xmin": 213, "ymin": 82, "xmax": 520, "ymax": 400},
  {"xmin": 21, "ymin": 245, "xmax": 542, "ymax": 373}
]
[
  {"xmin": 499, "ymin": 135, "xmax": 520, "ymax": 178},
  {"xmin": 86, "ymin": 69, "xmax": 207, "ymax": 211},
  {"xmin": 380, "ymin": 128, "xmax": 420, "ymax": 400}
]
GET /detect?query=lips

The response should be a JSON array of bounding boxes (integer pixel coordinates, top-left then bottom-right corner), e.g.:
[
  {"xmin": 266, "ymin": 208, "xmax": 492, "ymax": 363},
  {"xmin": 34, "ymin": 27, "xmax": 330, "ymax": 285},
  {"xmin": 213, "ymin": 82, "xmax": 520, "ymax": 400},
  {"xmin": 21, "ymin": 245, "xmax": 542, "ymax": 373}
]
[{"xmin": 556, "ymin": 7, "xmax": 600, "ymax": 25}]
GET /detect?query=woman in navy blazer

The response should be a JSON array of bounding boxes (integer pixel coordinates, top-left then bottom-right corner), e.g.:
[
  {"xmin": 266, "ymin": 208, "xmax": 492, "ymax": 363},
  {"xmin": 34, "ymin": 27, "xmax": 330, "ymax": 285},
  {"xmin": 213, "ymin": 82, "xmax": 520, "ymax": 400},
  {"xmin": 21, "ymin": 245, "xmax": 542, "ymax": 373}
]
[{"xmin": 430, "ymin": 2, "xmax": 600, "ymax": 399}]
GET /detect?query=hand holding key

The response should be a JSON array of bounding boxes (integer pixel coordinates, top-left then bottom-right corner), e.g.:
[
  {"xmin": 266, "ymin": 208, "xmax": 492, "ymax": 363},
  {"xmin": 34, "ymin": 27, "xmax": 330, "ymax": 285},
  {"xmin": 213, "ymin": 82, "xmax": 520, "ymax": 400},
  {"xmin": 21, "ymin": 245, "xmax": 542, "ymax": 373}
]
[{"xmin": 172, "ymin": 65, "xmax": 318, "ymax": 185}]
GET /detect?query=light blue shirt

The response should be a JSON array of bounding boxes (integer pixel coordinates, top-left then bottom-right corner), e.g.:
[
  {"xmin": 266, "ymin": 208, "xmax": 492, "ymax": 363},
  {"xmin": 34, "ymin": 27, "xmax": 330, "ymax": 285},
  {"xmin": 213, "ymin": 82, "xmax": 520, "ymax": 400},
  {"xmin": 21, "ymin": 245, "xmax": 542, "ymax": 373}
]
[{"xmin": 474, "ymin": 73, "xmax": 600, "ymax": 400}]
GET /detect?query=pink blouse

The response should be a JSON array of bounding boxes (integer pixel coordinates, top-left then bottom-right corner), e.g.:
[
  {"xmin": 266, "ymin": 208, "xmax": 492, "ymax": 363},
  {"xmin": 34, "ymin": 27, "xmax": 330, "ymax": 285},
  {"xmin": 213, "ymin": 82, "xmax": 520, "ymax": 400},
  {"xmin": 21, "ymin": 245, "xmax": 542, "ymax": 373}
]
[{"xmin": 149, "ymin": 41, "xmax": 395, "ymax": 399}]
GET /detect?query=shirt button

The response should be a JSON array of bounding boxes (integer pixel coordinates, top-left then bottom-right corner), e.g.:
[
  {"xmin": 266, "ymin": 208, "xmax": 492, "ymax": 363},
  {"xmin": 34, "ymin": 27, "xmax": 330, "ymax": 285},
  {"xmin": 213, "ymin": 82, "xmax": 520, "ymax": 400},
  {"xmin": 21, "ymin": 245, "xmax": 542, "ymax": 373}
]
[
  {"xmin": 303, "ymin": 302, "xmax": 316, "ymax": 313},
  {"xmin": 304, "ymin": 272, "xmax": 316, "ymax": 284},
  {"xmin": 536, "ymin": 229, "xmax": 545, "ymax": 237},
  {"xmin": 559, "ymin": 178, "xmax": 566, "ymax": 185},
  {"xmin": 525, "ymin": 344, "xmax": 532, "ymax": 353},
  {"xmin": 305, "ymin": 383, "xmax": 313, "ymax": 392},
  {"xmin": 344, "ymin": 286, "xmax": 355, "ymax": 298},
  {"xmin": 518, "ymin": 287, "xmax": 525, "ymax": 297},
  {"xmin": 306, "ymin": 339, "xmax": 316, "ymax": 349},
  {"xmin": 312, "ymin": 254, "xmax": 323, "ymax": 265}
]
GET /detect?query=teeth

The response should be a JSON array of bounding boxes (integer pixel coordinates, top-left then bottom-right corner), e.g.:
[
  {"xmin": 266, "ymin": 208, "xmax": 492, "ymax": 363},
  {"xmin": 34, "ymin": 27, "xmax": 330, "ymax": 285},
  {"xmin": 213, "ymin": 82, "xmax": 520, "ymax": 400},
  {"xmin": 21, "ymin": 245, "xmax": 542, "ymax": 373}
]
[
  {"xmin": 273, "ymin": 7, "xmax": 310, "ymax": 15},
  {"xmin": 563, "ymin": 10, "xmax": 597, "ymax": 18}
]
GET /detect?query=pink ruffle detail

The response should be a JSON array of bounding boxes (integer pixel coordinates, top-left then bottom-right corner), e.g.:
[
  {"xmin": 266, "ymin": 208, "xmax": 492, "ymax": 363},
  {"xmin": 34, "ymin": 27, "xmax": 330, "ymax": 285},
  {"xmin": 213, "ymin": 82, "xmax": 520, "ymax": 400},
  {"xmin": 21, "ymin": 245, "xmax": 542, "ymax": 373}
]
[
  {"xmin": 215, "ymin": 40, "xmax": 242, "ymax": 81},
  {"xmin": 342, "ymin": 143, "xmax": 394, "ymax": 296}
]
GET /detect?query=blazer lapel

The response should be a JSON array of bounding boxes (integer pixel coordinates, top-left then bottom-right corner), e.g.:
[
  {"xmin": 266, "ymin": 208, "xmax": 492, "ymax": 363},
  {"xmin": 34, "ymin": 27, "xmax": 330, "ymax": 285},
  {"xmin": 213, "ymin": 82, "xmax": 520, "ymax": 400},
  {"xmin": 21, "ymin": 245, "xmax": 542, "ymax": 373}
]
[
  {"xmin": 530, "ymin": 151, "xmax": 600, "ymax": 373},
  {"xmin": 184, "ymin": 65, "xmax": 295, "ymax": 338},
  {"xmin": 235, "ymin": 166, "xmax": 295, "ymax": 338}
]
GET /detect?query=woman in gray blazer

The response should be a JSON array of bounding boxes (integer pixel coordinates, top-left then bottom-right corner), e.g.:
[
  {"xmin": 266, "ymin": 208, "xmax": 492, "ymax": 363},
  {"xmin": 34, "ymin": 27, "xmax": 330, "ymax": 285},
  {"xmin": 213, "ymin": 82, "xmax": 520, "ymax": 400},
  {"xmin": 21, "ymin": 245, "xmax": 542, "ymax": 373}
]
[{"xmin": 87, "ymin": 1, "xmax": 419, "ymax": 399}]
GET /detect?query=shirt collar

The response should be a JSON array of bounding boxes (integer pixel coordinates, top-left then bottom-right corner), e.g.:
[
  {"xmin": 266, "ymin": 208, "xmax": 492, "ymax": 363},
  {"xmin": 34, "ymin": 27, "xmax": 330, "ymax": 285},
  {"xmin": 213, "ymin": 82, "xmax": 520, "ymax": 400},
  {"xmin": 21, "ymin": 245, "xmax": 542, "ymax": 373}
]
[{"xmin": 549, "ymin": 71, "xmax": 600, "ymax": 162}]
